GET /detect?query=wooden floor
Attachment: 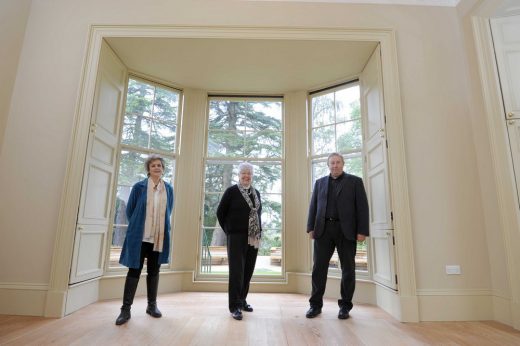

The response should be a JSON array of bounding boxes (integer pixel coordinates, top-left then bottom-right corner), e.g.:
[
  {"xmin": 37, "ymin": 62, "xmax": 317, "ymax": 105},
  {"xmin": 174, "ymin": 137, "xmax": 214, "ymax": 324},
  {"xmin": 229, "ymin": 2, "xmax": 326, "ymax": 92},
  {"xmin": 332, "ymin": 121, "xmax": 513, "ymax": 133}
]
[{"xmin": 1, "ymin": 292, "xmax": 520, "ymax": 345}]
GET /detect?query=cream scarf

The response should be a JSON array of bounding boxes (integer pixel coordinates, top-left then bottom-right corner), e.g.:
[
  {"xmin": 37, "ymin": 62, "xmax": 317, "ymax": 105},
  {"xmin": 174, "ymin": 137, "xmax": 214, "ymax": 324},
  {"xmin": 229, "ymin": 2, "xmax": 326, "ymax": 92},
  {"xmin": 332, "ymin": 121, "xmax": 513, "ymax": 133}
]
[{"xmin": 143, "ymin": 177, "xmax": 167, "ymax": 252}]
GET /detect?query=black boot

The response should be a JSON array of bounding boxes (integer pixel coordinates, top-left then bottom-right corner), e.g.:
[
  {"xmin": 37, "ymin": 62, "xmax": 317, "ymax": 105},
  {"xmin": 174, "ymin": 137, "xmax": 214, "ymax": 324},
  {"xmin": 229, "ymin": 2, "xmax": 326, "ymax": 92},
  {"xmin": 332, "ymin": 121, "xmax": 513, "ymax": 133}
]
[
  {"xmin": 146, "ymin": 274, "xmax": 162, "ymax": 318},
  {"xmin": 115, "ymin": 276, "xmax": 139, "ymax": 325}
]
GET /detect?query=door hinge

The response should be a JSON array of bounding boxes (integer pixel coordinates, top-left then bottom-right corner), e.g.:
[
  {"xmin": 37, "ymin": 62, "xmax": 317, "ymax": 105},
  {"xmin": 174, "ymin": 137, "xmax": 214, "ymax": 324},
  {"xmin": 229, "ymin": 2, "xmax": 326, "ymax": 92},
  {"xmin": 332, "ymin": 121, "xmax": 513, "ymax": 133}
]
[
  {"xmin": 395, "ymin": 275, "xmax": 398, "ymax": 285},
  {"xmin": 390, "ymin": 211, "xmax": 393, "ymax": 221},
  {"xmin": 385, "ymin": 139, "xmax": 388, "ymax": 148},
  {"xmin": 392, "ymin": 236, "xmax": 395, "ymax": 246}
]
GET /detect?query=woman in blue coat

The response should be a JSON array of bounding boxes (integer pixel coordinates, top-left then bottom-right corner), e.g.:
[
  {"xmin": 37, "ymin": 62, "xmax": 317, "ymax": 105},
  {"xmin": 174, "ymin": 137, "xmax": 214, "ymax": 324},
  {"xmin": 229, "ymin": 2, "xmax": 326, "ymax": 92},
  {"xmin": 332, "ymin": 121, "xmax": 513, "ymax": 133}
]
[{"xmin": 115, "ymin": 154, "xmax": 174, "ymax": 326}]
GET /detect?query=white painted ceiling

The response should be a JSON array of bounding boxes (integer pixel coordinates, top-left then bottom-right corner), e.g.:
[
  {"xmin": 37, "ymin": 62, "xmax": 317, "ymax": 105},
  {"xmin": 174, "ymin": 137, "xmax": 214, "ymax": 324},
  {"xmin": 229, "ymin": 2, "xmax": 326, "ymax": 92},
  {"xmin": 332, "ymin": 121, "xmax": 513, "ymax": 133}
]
[
  {"xmin": 243, "ymin": 0, "xmax": 460, "ymax": 6},
  {"xmin": 105, "ymin": 37, "xmax": 378, "ymax": 93}
]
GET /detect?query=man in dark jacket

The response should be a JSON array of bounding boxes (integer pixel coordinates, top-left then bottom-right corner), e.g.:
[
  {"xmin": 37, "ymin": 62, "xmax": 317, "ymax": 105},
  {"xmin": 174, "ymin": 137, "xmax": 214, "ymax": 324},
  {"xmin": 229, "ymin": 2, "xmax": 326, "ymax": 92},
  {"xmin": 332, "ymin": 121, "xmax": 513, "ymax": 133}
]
[{"xmin": 306, "ymin": 152, "xmax": 369, "ymax": 320}]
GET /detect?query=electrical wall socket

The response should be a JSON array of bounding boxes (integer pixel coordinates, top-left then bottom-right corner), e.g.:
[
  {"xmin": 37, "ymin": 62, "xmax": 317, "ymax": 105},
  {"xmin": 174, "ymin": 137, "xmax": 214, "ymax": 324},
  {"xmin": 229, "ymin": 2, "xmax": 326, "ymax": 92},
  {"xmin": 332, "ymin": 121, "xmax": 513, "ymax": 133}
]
[{"xmin": 446, "ymin": 265, "xmax": 461, "ymax": 275}]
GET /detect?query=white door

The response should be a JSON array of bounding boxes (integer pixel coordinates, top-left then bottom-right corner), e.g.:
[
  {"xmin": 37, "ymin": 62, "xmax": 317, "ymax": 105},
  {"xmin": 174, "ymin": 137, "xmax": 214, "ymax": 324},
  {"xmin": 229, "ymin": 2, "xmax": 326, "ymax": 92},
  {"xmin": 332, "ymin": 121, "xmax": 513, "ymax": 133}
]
[
  {"xmin": 491, "ymin": 15, "xmax": 520, "ymax": 205},
  {"xmin": 360, "ymin": 45, "xmax": 397, "ymax": 290},
  {"xmin": 69, "ymin": 41, "xmax": 127, "ymax": 284}
]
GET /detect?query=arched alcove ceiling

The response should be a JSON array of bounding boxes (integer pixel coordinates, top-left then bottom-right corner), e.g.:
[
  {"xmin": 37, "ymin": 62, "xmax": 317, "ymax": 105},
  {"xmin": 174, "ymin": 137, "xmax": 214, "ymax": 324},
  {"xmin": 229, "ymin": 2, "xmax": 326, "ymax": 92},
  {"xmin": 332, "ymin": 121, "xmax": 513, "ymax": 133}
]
[{"xmin": 105, "ymin": 37, "xmax": 378, "ymax": 93}]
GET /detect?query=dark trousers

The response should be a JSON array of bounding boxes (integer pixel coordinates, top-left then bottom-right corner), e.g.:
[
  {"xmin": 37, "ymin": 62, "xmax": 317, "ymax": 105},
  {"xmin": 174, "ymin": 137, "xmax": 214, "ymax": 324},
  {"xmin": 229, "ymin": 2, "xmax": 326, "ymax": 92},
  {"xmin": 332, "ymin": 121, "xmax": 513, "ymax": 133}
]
[
  {"xmin": 127, "ymin": 242, "xmax": 161, "ymax": 278},
  {"xmin": 227, "ymin": 233, "xmax": 258, "ymax": 312},
  {"xmin": 309, "ymin": 221, "xmax": 357, "ymax": 311}
]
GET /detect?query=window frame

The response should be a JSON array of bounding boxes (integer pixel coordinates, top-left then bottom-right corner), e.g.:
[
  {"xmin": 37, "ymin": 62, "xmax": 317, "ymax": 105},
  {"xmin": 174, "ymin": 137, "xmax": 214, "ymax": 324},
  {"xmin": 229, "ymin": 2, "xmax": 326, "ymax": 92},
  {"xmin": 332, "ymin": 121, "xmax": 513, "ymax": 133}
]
[
  {"xmin": 307, "ymin": 80, "xmax": 369, "ymax": 279},
  {"xmin": 105, "ymin": 74, "xmax": 183, "ymax": 273},
  {"xmin": 197, "ymin": 95, "xmax": 285, "ymax": 281}
]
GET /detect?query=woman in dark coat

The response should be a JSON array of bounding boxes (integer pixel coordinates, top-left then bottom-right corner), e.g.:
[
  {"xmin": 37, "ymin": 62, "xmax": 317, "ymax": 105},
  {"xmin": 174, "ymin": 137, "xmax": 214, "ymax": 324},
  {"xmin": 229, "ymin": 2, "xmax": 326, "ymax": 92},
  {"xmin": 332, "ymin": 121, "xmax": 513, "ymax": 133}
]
[
  {"xmin": 216, "ymin": 162, "xmax": 262, "ymax": 321},
  {"xmin": 115, "ymin": 154, "xmax": 174, "ymax": 325}
]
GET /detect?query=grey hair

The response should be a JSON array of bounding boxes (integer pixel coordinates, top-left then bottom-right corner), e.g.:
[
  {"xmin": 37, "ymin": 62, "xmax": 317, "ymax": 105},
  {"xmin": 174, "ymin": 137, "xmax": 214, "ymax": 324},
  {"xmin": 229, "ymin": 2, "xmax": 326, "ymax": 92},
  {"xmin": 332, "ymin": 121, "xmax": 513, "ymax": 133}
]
[
  {"xmin": 145, "ymin": 154, "xmax": 166, "ymax": 176},
  {"xmin": 327, "ymin": 152, "xmax": 345, "ymax": 165},
  {"xmin": 238, "ymin": 162, "xmax": 254, "ymax": 174}
]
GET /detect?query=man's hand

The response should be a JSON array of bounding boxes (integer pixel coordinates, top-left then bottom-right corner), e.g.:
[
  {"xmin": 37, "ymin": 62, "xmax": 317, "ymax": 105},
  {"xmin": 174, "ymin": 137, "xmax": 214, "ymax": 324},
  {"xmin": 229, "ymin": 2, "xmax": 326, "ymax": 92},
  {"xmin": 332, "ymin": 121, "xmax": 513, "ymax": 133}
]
[
  {"xmin": 357, "ymin": 234, "xmax": 366, "ymax": 242},
  {"xmin": 309, "ymin": 231, "xmax": 315, "ymax": 240}
]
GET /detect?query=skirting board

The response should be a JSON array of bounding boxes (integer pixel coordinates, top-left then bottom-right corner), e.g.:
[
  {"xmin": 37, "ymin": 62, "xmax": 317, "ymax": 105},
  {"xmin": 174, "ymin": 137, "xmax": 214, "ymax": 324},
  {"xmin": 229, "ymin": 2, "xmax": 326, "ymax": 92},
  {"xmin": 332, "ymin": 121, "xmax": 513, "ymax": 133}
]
[
  {"xmin": 493, "ymin": 294, "xmax": 513, "ymax": 327},
  {"xmin": 0, "ymin": 284, "xmax": 47, "ymax": 316},
  {"xmin": 98, "ymin": 272, "xmax": 377, "ymax": 306},
  {"xmin": 417, "ymin": 289, "xmax": 496, "ymax": 322}
]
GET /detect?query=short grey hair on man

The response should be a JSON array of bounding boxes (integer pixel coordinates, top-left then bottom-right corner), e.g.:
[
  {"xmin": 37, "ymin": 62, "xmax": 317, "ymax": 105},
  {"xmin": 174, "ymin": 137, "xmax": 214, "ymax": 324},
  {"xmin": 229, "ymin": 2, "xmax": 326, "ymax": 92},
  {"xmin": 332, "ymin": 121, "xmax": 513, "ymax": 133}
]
[
  {"xmin": 238, "ymin": 162, "xmax": 254, "ymax": 174},
  {"xmin": 145, "ymin": 154, "xmax": 166, "ymax": 177},
  {"xmin": 327, "ymin": 152, "xmax": 345, "ymax": 165}
]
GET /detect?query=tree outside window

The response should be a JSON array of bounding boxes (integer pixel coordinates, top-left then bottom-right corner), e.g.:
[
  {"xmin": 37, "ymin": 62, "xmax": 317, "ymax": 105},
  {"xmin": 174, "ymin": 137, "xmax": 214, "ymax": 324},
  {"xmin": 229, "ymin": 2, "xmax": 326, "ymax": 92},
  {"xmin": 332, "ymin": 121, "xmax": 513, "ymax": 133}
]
[
  {"xmin": 109, "ymin": 77, "xmax": 180, "ymax": 269},
  {"xmin": 201, "ymin": 98, "xmax": 283, "ymax": 276},
  {"xmin": 309, "ymin": 83, "xmax": 368, "ymax": 272}
]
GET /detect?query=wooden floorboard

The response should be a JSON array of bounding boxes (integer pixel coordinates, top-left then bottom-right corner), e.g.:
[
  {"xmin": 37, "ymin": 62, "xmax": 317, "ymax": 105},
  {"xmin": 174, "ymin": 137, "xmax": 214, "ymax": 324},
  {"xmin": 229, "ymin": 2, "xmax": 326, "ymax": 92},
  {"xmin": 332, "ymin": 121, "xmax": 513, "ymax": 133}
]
[{"xmin": 1, "ymin": 292, "xmax": 520, "ymax": 345}]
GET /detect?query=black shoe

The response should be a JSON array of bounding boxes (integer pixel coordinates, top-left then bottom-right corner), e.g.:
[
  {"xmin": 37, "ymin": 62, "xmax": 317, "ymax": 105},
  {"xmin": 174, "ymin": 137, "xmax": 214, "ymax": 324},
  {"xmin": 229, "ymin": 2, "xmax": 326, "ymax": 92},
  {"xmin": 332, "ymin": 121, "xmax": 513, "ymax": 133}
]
[
  {"xmin": 231, "ymin": 309, "xmax": 243, "ymax": 320},
  {"xmin": 306, "ymin": 306, "xmax": 322, "ymax": 318},
  {"xmin": 115, "ymin": 308, "xmax": 131, "ymax": 325},
  {"xmin": 338, "ymin": 306, "xmax": 350, "ymax": 319},
  {"xmin": 242, "ymin": 304, "xmax": 253, "ymax": 312},
  {"xmin": 146, "ymin": 302, "xmax": 162, "ymax": 318}
]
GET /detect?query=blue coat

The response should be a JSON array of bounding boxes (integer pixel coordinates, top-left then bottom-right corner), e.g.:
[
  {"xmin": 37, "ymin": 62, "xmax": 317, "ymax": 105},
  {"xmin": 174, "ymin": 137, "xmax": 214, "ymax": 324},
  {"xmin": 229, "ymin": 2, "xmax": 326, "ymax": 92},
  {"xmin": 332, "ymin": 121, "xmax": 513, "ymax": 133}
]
[{"xmin": 119, "ymin": 178, "xmax": 174, "ymax": 268}]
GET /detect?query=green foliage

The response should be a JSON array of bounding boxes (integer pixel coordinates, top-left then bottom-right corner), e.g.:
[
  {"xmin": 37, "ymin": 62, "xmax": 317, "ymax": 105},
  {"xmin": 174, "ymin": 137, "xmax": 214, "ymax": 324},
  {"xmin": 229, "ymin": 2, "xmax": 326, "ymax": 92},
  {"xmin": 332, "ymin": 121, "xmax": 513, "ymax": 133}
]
[
  {"xmin": 259, "ymin": 229, "xmax": 281, "ymax": 255},
  {"xmin": 311, "ymin": 86, "xmax": 364, "ymax": 179},
  {"xmin": 204, "ymin": 100, "xmax": 283, "ymax": 251}
]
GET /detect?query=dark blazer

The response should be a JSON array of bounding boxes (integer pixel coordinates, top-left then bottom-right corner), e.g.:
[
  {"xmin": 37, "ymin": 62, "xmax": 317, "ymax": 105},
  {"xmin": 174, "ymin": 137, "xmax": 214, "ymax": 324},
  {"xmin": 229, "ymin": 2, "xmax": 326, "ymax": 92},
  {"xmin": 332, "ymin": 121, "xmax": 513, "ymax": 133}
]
[
  {"xmin": 217, "ymin": 185, "xmax": 262, "ymax": 235},
  {"xmin": 307, "ymin": 173, "xmax": 369, "ymax": 241}
]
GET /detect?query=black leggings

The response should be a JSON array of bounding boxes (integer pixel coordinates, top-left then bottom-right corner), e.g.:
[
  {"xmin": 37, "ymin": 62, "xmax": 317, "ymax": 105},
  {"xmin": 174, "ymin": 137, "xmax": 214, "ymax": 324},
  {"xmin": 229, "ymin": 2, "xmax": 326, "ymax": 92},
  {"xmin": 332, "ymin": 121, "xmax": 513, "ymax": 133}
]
[{"xmin": 127, "ymin": 242, "xmax": 161, "ymax": 278}]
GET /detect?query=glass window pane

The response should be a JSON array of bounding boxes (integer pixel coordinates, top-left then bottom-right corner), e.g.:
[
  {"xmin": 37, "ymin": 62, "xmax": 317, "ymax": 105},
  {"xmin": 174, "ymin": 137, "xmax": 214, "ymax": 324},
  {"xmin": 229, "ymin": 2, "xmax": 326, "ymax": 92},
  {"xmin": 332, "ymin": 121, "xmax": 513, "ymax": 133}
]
[
  {"xmin": 121, "ymin": 115, "xmax": 150, "ymax": 148},
  {"xmin": 329, "ymin": 250, "xmax": 340, "ymax": 269},
  {"xmin": 311, "ymin": 93, "xmax": 335, "ymax": 127},
  {"xmin": 207, "ymin": 130, "xmax": 245, "ymax": 157},
  {"xmin": 112, "ymin": 190, "xmax": 129, "ymax": 249},
  {"xmin": 261, "ymin": 194, "xmax": 282, "ymax": 229},
  {"xmin": 111, "ymin": 77, "xmax": 180, "ymax": 271},
  {"xmin": 162, "ymin": 159, "xmax": 175, "ymax": 186},
  {"xmin": 310, "ymin": 83, "xmax": 367, "ymax": 275},
  {"xmin": 208, "ymin": 100, "xmax": 247, "ymax": 131},
  {"xmin": 345, "ymin": 154, "xmax": 363, "ymax": 178},
  {"xmin": 201, "ymin": 228, "xmax": 229, "ymax": 274},
  {"xmin": 203, "ymin": 193, "xmax": 221, "ymax": 228},
  {"xmin": 118, "ymin": 150, "xmax": 174, "ymax": 186},
  {"xmin": 356, "ymin": 240, "xmax": 368, "ymax": 272},
  {"xmin": 203, "ymin": 97, "xmax": 283, "ymax": 277},
  {"xmin": 204, "ymin": 163, "xmax": 238, "ymax": 192},
  {"xmin": 312, "ymin": 125, "xmax": 335, "ymax": 155},
  {"xmin": 251, "ymin": 102, "xmax": 282, "ymax": 131},
  {"xmin": 312, "ymin": 161, "xmax": 329, "ymax": 186},
  {"xmin": 335, "ymin": 86, "xmax": 361, "ymax": 122},
  {"xmin": 255, "ymin": 228, "xmax": 282, "ymax": 275},
  {"xmin": 336, "ymin": 119, "xmax": 362, "ymax": 152},
  {"xmin": 125, "ymin": 79, "xmax": 154, "ymax": 118},
  {"xmin": 245, "ymin": 130, "xmax": 282, "ymax": 158},
  {"xmin": 150, "ymin": 120, "xmax": 176, "ymax": 152},
  {"xmin": 153, "ymin": 87, "xmax": 178, "ymax": 123},
  {"xmin": 252, "ymin": 164, "xmax": 282, "ymax": 194},
  {"xmin": 118, "ymin": 150, "xmax": 148, "ymax": 185},
  {"xmin": 110, "ymin": 225, "xmax": 126, "ymax": 268}
]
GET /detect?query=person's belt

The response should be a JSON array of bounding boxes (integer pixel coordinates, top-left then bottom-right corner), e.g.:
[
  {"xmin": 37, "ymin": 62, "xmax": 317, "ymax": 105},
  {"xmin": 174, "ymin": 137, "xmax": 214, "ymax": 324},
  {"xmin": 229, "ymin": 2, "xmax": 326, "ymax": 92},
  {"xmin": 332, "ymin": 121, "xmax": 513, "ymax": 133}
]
[{"xmin": 325, "ymin": 217, "xmax": 339, "ymax": 222}]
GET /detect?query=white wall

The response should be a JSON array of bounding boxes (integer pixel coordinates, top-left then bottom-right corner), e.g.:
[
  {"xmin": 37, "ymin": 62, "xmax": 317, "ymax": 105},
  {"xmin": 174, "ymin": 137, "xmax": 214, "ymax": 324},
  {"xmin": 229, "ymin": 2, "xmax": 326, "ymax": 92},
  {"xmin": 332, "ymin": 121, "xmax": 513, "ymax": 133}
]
[
  {"xmin": 458, "ymin": 0, "xmax": 510, "ymax": 300},
  {"xmin": 0, "ymin": 0, "xmax": 507, "ymax": 321},
  {"xmin": 0, "ymin": 0, "xmax": 32, "ymax": 153}
]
